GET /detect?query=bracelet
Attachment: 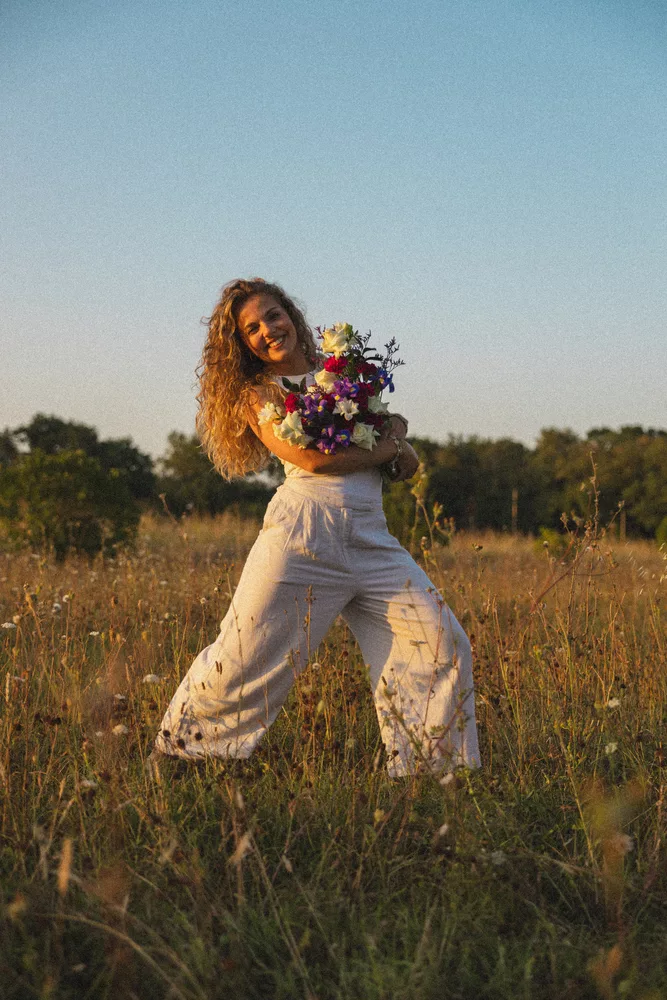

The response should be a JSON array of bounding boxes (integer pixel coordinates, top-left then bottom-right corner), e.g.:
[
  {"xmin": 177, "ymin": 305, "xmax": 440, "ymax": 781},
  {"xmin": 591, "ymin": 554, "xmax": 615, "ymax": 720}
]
[{"xmin": 386, "ymin": 434, "xmax": 403, "ymax": 480}]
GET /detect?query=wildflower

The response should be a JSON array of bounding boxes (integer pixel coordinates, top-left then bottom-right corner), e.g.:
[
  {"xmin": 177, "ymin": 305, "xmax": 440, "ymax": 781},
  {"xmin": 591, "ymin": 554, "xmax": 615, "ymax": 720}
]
[
  {"xmin": 111, "ymin": 724, "xmax": 129, "ymax": 735},
  {"xmin": 62, "ymin": 593, "xmax": 72, "ymax": 603},
  {"xmin": 1, "ymin": 622, "xmax": 17, "ymax": 630},
  {"xmin": 373, "ymin": 808, "xmax": 386, "ymax": 825},
  {"xmin": 490, "ymin": 850, "xmax": 507, "ymax": 866},
  {"xmin": 610, "ymin": 833, "xmax": 634, "ymax": 855},
  {"xmin": 606, "ymin": 697, "xmax": 621, "ymax": 709},
  {"xmin": 51, "ymin": 602, "xmax": 62, "ymax": 615},
  {"xmin": 79, "ymin": 779, "xmax": 98, "ymax": 790},
  {"xmin": 199, "ymin": 597, "xmax": 207, "ymax": 605},
  {"xmin": 159, "ymin": 580, "xmax": 168, "ymax": 587},
  {"xmin": 113, "ymin": 693, "xmax": 127, "ymax": 702},
  {"xmin": 605, "ymin": 742, "xmax": 618, "ymax": 755},
  {"xmin": 88, "ymin": 631, "xmax": 100, "ymax": 637},
  {"xmin": 12, "ymin": 615, "xmax": 21, "ymax": 624},
  {"xmin": 439, "ymin": 771, "xmax": 455, "ymax": 786},
  {"xmin": 143, "ymin": 674, "xmax": 162, "ymax": 684},
  {"xmin": 435, "ymin": 822, "xmax": 450, "ymax": 838}
]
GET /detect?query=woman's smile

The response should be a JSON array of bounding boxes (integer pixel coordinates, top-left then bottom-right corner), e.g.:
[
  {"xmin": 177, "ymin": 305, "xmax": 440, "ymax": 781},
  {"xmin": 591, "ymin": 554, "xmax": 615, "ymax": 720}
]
[{"xmin": 237, "ymin": 293, "xmax": 308, "ymax": 373}]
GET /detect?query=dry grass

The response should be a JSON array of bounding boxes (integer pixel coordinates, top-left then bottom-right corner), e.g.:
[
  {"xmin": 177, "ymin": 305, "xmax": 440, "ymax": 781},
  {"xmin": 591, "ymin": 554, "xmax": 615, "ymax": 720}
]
[{"xmin": 1, "ymin": 511, "xmax": 666, "ymax": 999}]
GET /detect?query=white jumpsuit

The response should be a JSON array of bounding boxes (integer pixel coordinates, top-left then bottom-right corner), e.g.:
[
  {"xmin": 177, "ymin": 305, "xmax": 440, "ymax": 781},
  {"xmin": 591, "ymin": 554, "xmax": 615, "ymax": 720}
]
[{"xmin": 156, "ymin": 457, "xmax": 480, "ymax": 777}]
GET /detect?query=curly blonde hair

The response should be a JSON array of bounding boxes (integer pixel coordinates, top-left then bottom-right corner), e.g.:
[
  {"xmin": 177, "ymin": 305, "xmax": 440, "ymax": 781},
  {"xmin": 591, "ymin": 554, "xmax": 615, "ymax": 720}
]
[{"xmin": 196, "ymin": 278, "xmax": 319, "ymax": 479}]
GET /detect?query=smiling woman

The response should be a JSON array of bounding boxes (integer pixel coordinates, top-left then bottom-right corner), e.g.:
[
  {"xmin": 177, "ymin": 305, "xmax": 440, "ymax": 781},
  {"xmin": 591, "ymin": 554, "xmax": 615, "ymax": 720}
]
[{"xmin": 150, "ymin": 278, "xmax": 480, "ymax": 779}]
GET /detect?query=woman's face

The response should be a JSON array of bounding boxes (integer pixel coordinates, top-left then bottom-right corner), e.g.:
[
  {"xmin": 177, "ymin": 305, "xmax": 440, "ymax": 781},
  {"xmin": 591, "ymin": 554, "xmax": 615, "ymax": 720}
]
[{"xmin": 237, "ymin": 293, "xmax": 307, "ymax": 373}]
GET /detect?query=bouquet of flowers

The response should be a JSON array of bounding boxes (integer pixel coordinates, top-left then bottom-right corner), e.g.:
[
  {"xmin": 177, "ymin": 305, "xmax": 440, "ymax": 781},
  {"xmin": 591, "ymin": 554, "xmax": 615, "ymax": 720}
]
[{"xmin": 257, "ymin": 323, "xmax": 403, "ymax": 455}]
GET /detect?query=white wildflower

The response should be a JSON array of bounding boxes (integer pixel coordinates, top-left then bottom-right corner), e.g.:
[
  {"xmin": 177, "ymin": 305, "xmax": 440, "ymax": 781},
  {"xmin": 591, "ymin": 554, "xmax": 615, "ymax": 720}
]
[
  {"xmin": 605, "ymin": 742, "xmax": 618, "ymax": 755},
  {"xmin": 143, "ymin": 674, "xmax": 162, "ymax": 684},
  {"xmin": 113, "ymin": 693, "xmax": 127, "ymax": 702},
  {"xmin": 610, "ymin": 833, "xmax": 634, "ymax": 855},
  {"xmin": 159, "ymin": 580, "xmax": 168, "ymax": 587},
  {"xmin": 1, "ymin": 622, "xmax": 17, "ymax": 630},
  {"xmin": 12, "ymin": 615, "xmax": 22, "ymax": 624},
  {"xmin": 51, "ymin": 602, "xmax": 62, "ymax": 615},
  {"xmin": 490, "ymin": 850, "xmax": 507, "ymax": 866},
  {"xmin": 111, "ymin": 724, "xmax": 129, "ymax": 736},
  {"xmin": 439, "ymin": 771, "xmax": 455, "ymax": 787},
  {"xmin": 88, "ymin": 631, "xmax": 100, "ymax": 637},
  {"xmin": 62, "ymin": 593, "xmax": 72, "ymax": 603},
  {"xmin": 334, "ymin": 398, "xmax": 359, "ymax": 420},
  {"xmin": 351, "ymin": 421, "xmax": 379, "ymax": 451},
  {"xmin": 606, "ymin": 697, "xmax": 621, "ymax": 709},
  {"xmin": 435, "ymin": 822, "xmax": 450, "ymax": 838},
  {"xmin": 257, "ymin": 401, "xmax": 285, "ymax": 426},
  {"xmin": 79, "ymin": 779, "xmax": 98, "ymax": 790}
]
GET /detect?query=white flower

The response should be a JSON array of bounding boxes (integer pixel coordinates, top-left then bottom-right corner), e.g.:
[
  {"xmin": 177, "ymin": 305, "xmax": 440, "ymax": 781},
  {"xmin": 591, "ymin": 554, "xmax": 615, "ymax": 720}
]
[
  {"xmin": 367, "ymin": 394, "xmax": 389, "ymax": 415},
  {"xmin": 111, "ymin": 724, "xmax": 129, "ymax": 736},
  {"xmin": 113, "ymin": 693, "xmax": 127, "ymax": 702},
  {"xmin": 88, "ymin": 631, "xmax": 100, "ymax": 637},
  {"xmin": 143, "ymin": 674, "xmax": 162, "ymax": 684},
  {"xmin": 334, "ymin": 398, "xmax": 359, "ymax": 420},
  {"xmin": 439, "ymin": 771, "xmax": 455, "ymax": 787},
  {"xmin": 257, "ymin": 401, "xmax": 285, "ymax": 426},
  {"xmin": 79, "ymin": 779, "xmax": 98, "ymax": 790},
  {"xmin": 51, "ymin": 602, "xmax": 62, "ymax": 615},
  {"xmin": 605, "ymin": 742, "xmax": 618, "ymax": 755},
  {"xmin": 351, "ymin": 421, "xmax": 379, "ymax": 451},
  {"xmin": 321, "ymin": 323, "xmax": 354, "ymax": 357},
  {"xmin": 490, "ymin": 850, "xmax": 507, "ymax": 866},
  {"xmin": 610, "ymin": 833, "xmax": 634, "ymax": 855},
  {"xmin": 1, "ymin": 622, "xmax": 17, "ymax": 630},
  {"xmin": 435, "ymin": 822, "xmax": 450, "ymax": 838},
  {"xmin": 273, "ymin": 410, "xmax": 313, "ymax": 449},
  {"xmin": 314, "ymin": 368, "xmax": 338, "ymax": 391},
  {"xmin": 606, "ymin": 697, "xmax": 621, "ymax": 709}
]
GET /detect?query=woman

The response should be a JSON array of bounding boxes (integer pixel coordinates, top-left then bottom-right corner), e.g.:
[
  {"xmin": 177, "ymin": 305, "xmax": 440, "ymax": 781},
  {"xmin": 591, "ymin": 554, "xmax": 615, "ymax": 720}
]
[{"xmin": 152, "ymin": 279, "xmax": 480, "ymax": 777}]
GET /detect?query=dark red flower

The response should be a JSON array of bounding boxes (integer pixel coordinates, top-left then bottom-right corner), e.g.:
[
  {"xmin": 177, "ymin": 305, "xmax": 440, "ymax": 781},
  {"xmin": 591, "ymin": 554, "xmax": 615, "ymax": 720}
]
[
  {"xmin": 284, "ymin": 393, "xmax": 300, "ymax": 413},
  {"xmin": 358, "ymin": 361, "xmax": 378, "ymax": 377},
  {"xmin": 324, "ymin": 356, "xmax": 348, "ymax": 373}
]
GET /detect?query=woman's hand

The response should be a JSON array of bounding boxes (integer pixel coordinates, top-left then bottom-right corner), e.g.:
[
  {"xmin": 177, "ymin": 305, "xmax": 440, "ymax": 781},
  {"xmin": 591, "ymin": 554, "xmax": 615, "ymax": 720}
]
[
  {"xmin": 391, "ymin": 441, "xmax": 420, "ymax": 482},
  {"xmin": 387, "ymin": 413, "xmax": 409, "ymax": 439}
]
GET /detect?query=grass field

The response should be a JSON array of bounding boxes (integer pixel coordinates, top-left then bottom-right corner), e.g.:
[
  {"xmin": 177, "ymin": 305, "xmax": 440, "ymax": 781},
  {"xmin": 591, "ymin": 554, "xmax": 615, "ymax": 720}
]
[{"xmin": 1, "ymin": 510, "xmax": 666, "ymax": 999}]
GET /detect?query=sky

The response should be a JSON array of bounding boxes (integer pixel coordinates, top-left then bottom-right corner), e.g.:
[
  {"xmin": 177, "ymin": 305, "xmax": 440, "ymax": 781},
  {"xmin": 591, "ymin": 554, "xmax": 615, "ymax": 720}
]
[{"xmin": 1, "ymin": 0, "xmax": 666, "ymax": 459}]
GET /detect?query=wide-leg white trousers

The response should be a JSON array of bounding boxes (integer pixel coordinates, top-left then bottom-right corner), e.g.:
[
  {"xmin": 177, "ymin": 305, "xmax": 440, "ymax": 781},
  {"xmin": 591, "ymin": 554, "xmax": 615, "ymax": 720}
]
[{"xmin": 155, "ymin": 479, "xmax": 480, "ymax": 776}]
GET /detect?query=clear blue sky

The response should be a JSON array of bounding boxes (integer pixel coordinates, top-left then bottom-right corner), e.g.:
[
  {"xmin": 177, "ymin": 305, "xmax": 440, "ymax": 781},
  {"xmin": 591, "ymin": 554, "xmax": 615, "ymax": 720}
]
[{"xmin": 2, "ymin": 0, "xmax": 665, "ymax": 458}]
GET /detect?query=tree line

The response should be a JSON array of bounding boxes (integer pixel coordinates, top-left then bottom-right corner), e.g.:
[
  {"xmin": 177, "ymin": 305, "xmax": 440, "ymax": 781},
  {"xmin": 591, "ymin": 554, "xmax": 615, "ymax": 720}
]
[{"xmin": 0, "ymin": 414, "xmax": 665, "ymax": 560}]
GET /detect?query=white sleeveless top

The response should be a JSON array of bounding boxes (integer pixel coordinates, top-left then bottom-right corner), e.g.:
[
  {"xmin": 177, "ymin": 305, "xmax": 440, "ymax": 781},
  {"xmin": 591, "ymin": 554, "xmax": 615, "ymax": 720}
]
[{"xmin": 273, "ymin": 371, "xmax": 382, "ymax": 507}]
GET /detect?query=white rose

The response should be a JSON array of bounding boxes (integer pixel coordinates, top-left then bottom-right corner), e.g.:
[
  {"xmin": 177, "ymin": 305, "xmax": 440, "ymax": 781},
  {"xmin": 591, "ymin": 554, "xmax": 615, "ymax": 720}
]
[
  {"xmin": 257, "ymin": 401, "xmax": 285, "ymax": 426},
  {"xmin": 334, "ymin": 398, "xmax": 359, "ymax": 420},
  {"xmin": 367, "ymin": 395, "xmax": 389, "ymax": 415},
  {"xmin": 314, "ymin": 368, "xmax": 338, "ymax": 391},
  {"xmin": 321, "ymin": 323, "xmax": 354, "ymax": 357},
  {"xmin": 273, "ymin": 410, "xmax": 313, "ymax": 449},
  {"xmin": 351, "ymin": 421, "xmax": 379, "ymax": 451}
]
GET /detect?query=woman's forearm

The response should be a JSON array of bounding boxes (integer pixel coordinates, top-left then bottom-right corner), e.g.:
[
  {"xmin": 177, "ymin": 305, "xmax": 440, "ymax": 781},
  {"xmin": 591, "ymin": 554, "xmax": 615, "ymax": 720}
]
[{"xmin": 307, "ymin": 436, "xmax": 398, "ymax": 475}]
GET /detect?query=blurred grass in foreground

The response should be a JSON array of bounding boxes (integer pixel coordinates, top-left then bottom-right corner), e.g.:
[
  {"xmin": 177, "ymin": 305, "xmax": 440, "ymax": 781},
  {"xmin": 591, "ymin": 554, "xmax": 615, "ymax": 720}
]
[{"xmin": 0, "ymin": 510, "xmax": 666, "ymax": 999}]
